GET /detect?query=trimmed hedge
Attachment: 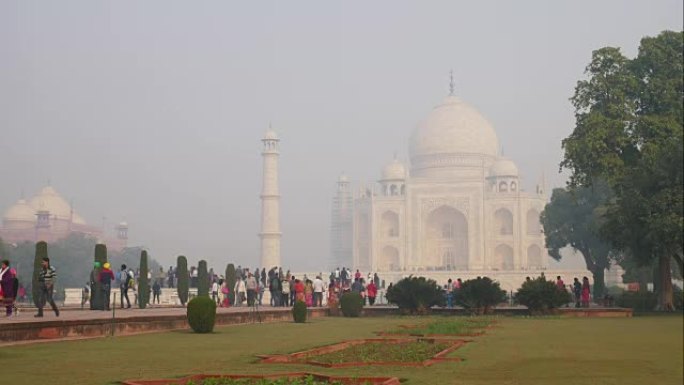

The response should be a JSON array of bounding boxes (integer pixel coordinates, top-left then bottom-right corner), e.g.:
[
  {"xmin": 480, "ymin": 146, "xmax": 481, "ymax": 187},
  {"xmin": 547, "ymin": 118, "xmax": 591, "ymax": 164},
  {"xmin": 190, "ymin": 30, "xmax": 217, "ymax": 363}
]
[
  {"xmin": 340, "ymin": 292, "xmax": 364, "ymax": 317},
  {"xmin": 187, "ymin": 296, "xmax": 217, "ymax": 333},
  {"xmin": 456, "ymin": 276, "xmax": 506, "ymax": 315},
  {"xmin": 385, "ymin": 275, "xmax": 445, "ymax": 314},
  {"xmin": 138, "ymin": 250, "xmax": 150, "ymax": 309},
  {"xmin": 198, "ymin": 260, "xmax": 209, "ymax": 297},
  {"xmin": 225, "ymin": 263, "xmax": 236, "ymax": 305},
  {"xmin": 292, "ymin": 300, "xmax": 307, "ymax": 323},
  {"xmin": 91, "ymin": 244, "xmax": 108, "ymax": 310},
  {"xmin": 177, "ymin": 256, "xmax": 189, "ymax": 305},
  {"xmin": 515, "ymin": 277, "xmax": 571, "ymax": 314}
]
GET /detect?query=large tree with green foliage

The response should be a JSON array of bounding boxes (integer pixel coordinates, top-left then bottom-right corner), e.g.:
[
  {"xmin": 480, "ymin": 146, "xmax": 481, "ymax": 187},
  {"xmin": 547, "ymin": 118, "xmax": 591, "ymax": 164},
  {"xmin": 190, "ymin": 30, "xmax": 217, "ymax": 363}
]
[
  {"xmin": 540, "ymin": 182, "xmax": 614, "ymax": 298},
  {"xmin": 561, "ymin": 31, "xmax": 683, "ymax": 310}
]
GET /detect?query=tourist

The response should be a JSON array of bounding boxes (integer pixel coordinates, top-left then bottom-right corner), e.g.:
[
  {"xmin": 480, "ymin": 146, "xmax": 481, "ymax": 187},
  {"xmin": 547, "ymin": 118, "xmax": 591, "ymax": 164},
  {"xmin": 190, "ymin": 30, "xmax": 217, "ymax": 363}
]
[
  {"xmin": 581, "ymin": 276, "xmax": 591, "ymax": 308},
  {"xmin": 100, "ymin": 263, "xmax": 115, "ymax": 310},
  {"xmin": 281, "ymin": 274, "xmax": 290, "ymax": 306},
  {"xmin": 304, "ymin": 279, "xmax": 314, "ymax": 307},
  {"xmin": 245, "ymin": 272, "xmax": 257, "ymax": 306},
  {"xmin": 367, "ymin": 280, "xmax": 378, "ymax": 306},
  {"xmin": 234, "ymin": 276, "xmax": 246, "ymax": 307},
  {"xmin": 328, "ymin": 278, "xmax": 338, "ymax": 305},
  {"xmin": 190, "ymin": 266, "xmax": 198, "ymax": 288},
  {"xmin": 340, "ymin": 268, "xmax": 349, "ymax": 288},
  {"xmin": 81, "ymin": 281, "xmax": 90, "ymax": 308},
  {"xmin": 294, "ymin": 278, "xmax": 305, "ymax": 303},
  {"xmin": 573, "ymin": 277, "xmax": 582, "ymax": 308},
  {"xmin": 258, "ymin": 279, "xmax": 264, "ymax": 306},
  {"xmin": 313, "ymin": 276, "xmax": 324, "ymax": 307},
  {"xmin": 270, "ymin": 273, "xmax": 281, "ymax": 306},
  {"xmin": 119, "ymin": 264, "xmax": 132, "ymax": 309},
  {"xmin": 220, "ymin": 279, "xmax": 230, "ymax": 307},
  {"xmin": 157, "ymin": 267, "xmax": 166, "ymax": 288},
  {"xmin": 167, "ymin": 266, "xmax": 175, "ymax": 288},
  {"xmin": 556, "ymin": 276, "xmax": 565, "ymax": 290},
  {"xmin": 152, "ymin": 280, "xmax": 161, "ymax": 305},
  {"xmin": 0, "ymin": 260, "xmax": 16, "ymax": 316},
  {"xmin": 211, "ymin": 279, "xmax": 220, "ymax": 305},
  {"xmin": 35, "ymin": 257, "xmax": 59, "ymax": 317},
  {"xmin": 351, "ymin": 277, "xmax": 364, "ymax": 294},
  {"xmin": 355, "ymin": 269, "xmax": 362, "ymax": 281},
  {"xmin": 260, "ymin": 268, "xmax": 267, "ymax": 287},
  {"xmin": 446, "ymin": 278, "xmax": 454, "ymax": 308},
  {"xmin": 373, "ymin": 273, "xmax": 380, "ymax": 288}
]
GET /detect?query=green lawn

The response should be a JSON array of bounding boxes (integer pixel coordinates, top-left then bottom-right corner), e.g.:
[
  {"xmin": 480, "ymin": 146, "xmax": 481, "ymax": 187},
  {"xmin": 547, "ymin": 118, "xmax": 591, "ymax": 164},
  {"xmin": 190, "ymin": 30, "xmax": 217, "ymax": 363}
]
[{"xmin": 2, "ymin": 315, "xmax": 682, "ymax": 385}]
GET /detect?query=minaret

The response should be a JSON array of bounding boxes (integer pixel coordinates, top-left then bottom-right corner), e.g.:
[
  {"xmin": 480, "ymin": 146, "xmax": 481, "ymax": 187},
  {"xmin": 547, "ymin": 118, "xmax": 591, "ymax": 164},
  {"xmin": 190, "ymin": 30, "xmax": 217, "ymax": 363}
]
[{"xmin": 259, "ymin": 125, "xmax": 282, "ymax": 269}]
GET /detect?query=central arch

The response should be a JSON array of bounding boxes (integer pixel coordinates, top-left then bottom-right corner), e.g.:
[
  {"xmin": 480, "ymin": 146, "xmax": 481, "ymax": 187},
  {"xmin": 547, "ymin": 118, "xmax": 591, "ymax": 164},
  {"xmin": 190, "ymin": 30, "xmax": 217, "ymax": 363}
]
[{"xmin": 424, "ymin": 205, "xmax": 468, "ymax": 269}]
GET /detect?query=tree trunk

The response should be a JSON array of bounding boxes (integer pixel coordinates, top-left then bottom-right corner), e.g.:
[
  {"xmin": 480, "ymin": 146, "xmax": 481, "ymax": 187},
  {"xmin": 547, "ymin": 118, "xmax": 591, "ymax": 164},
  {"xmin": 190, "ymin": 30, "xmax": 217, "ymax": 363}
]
[
  {"xmin": 590, "ymin": 267, "xmax": 605, "ymax": 300},
  {"xmin": 656, "ymin": 254, "xmax": 674, "ymax": 311}
]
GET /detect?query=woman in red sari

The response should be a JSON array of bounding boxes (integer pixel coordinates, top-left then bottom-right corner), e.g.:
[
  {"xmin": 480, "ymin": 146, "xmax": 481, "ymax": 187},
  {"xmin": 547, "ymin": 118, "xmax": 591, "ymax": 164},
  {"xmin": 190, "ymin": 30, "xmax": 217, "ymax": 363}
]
[
  {"xmin": 294, "ymin": 278, "xmax": 305, "ymax": 303},
  {"xmin": 581, "ymin": 276, "xmax": 591, "ymax": 308}
]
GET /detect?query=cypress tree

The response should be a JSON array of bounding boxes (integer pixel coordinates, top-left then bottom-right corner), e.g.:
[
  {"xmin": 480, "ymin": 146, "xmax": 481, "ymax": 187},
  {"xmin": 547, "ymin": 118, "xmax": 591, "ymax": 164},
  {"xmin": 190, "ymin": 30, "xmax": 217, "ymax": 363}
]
[
  {"xmin": 225, "ymin": 263, "xmax": 236, "ymax": 305},
  {"xmin": 32, "ymin": 241, "xmax": 48, "ymax": 308},
  {"xmin": 197, "ymin": 260, "xmax": 209, "ymax": 297},
  {"xmin": 177, "ymin": 255, "xmax": 189, "ymax": 305},
  {"xmin": 138, "ymin": 250, "xmax": 150, "ymax": 309},
  {"xmin": 91, "ymin": 244, "xmax": 108, "ymax": 310}
]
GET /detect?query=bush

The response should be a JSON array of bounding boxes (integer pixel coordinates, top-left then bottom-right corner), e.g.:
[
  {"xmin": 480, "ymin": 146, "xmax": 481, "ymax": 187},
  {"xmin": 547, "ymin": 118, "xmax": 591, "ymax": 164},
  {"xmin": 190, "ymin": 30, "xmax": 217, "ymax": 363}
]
[
  {"xmin": 197, "ymin": 260, "xmax": 209, "ymax": 297},
  {"xmin": 292, "ymin": 300, "xmax": 307, "ymax": 323},
  {"xmin": 225, "ymin": 263, "xmax": 236, "ymax": 305},
  {"xmin": 456, "ymin": 277, "xmax": 506, "ymax": 315},
  {"xmin": 187, "ymin": 296, "xmax": 217, "ymax": 333},
  {"xmin": 616, "ymin": 291, "xmax": 658, "ymax": 312},
  {"xmin": 385, "ymin": 275, "xmax": 445, "ymax": 314},
  {"xmin": 32, "ymin": 241, "xmax": 47, "ymax": 308},
  {"xmin": 138, "ymin": 250, "xmax": 150, "ymax": 309},
  {"xmin": 340, "ymin": 292, "xmax": 364, "ymax": 317},
  {"xmin": 515, "ymin": 277, "xmax": 571, "ymax": 314},
  {"xmin": 177, "ymin": 256, "xmax": 189, "ymax": 306}
]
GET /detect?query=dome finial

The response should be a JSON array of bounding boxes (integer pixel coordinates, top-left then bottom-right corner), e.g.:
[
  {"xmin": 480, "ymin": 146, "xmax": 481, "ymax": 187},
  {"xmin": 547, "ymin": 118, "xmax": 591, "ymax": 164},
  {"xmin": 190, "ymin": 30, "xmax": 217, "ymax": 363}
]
[{"xmin": 449, "ymin": 69, "xmax": 455, "ymax": 96}]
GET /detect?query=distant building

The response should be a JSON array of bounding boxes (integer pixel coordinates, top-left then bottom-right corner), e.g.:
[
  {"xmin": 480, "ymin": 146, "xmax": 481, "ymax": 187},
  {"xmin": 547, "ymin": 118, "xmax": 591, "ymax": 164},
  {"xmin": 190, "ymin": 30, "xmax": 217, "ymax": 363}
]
[{"xmin": 1, "ymin": 185, "xmax": 128, "ymax": 250}]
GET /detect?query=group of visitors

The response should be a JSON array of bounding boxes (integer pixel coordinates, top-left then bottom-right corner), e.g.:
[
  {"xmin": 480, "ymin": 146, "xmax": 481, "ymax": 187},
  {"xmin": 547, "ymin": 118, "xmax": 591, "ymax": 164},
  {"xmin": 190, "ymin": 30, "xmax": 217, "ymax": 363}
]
[
  {"xmin": 0, "ymin": 258, "xmax": 58, "ymax": 318},
  {"xmin": 444, "ymin": 278, "xmax": 463, "ymax": 308}
]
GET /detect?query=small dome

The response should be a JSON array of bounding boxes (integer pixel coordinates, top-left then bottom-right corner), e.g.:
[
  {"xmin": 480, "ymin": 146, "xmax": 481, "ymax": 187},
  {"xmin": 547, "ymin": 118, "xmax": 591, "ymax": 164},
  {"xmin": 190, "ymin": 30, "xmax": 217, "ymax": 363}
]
[
  {"xmin": 3, "ymin": 199, "xmax": 36, "ymax": 222},
  {"xmin": 263, "ymin": 128, "xmax": 279, "ymax": 140},
  {"xmin": 381, "ymin": 159, "xmax": 407, "ymax": 180},
  {"xmin": 489, "ymin": 158, "xmax": 519, "ymax": 177},
  {"xmin": 118, "ymin": 221, "xmax": 128, "ymax": 227},
  {"xmin": 338, "ymin": 174, "xmax": 349, "ymax": 183}
]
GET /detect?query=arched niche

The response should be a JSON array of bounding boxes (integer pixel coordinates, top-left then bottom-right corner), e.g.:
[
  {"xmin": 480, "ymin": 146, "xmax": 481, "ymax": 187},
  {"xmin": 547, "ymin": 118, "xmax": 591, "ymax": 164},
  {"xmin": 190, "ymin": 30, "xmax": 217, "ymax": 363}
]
[
  {"xmin": 424, "ymin": 205, "xmax": 468, "ymax": 269},
  {"xmin": 494, "ymin": 208, "xmax": 514, "ymax": 235}
]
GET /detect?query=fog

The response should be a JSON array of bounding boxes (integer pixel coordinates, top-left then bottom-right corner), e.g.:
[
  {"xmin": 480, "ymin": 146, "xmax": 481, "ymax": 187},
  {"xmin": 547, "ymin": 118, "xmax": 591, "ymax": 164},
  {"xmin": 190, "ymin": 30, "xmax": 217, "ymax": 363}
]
[{"xmin": 1, "ymin": 0, "xmax": 682, "ymax": 271}]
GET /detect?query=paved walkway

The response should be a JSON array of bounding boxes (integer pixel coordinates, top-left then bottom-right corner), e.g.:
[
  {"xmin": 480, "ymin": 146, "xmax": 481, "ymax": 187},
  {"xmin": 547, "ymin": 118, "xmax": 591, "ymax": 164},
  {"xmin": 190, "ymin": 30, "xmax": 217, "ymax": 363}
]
[{"xmin": 0, "ymin": 304, "xmax": 297, "ymax": 325}]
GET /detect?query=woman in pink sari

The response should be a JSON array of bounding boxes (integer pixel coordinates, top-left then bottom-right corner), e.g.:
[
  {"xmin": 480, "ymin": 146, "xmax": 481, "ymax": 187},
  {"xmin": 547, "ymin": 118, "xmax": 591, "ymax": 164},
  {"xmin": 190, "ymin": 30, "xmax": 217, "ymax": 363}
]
[
  {"xmin": 294, "ymin": 278, "xmax": 305, "ymax": 303},
  {"xmin": 304, "ymin": 280, "xmax": 314, "ymax": 307},
  {"xmin": 581, "ymin": 276, "xmax": 591, "ymax": 308}
]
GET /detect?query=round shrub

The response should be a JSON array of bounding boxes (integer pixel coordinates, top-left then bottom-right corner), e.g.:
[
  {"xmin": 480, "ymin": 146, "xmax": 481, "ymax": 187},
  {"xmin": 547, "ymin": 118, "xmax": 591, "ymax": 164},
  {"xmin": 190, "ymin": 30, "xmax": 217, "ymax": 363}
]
[
  {"xmin": 187, "ymin": 296, "xmax": 217, "ymax": 333},
  {"xmin": 515, "ymin": 277, "xmax": 571, "ymax": 314},
  {"xmin": 340, "ymin": 292, "xmax": 364, "ymax": 317},
  {"xmin": 456, "ymin": 277, "xmax": 506, "ymax": 315},
  {"xmin": 385, "ymin": 275, "xmax": 445, "ymax": 314},
  {"xmin": 292, "ymin": 300, "xmax": 307, "ymax": 323}
]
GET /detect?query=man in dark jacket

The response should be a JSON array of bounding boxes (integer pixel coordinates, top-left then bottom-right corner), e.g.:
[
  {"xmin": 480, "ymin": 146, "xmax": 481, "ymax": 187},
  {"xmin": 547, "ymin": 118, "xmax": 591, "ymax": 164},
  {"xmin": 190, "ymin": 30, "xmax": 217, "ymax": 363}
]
[{"xmin": 36, "ymin": 257, "xmax": 59, "ymax": 317}]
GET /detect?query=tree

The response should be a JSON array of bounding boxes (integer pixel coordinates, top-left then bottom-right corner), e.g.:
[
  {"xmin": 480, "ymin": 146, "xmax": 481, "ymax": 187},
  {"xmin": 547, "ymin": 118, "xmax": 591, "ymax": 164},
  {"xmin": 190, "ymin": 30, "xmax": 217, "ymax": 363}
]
[
  {"xmin": 561, "ymin": 31, "xmax": 683, "ymax": 310},
  {"xmin": 225, "ymin": 263, "xmax": 236, "ymax": 305},
  {"xmin": 176, "ymin": 256, "xmax": 189, "ymax": 306},
  {"xmin": 197, "ymin": 260, "xmax": 209, "ymax": 297},
  {"xmin": 32, "ymin": 241, "xmax": 48, "ymax": 308},
  {"xmin": 456, "ymin": 277, "xmax": 507, "ymax": 315},
  {"xmin": 91, "ymin": 244, "xmax": 108, "ymax": 310},
  {"xmin": 138, "ymin": 250, "xmax": 150, "ymax": 309},
  {"xmin": 540, "ymin": 182, "xmax": 614, "ymax": 298}
]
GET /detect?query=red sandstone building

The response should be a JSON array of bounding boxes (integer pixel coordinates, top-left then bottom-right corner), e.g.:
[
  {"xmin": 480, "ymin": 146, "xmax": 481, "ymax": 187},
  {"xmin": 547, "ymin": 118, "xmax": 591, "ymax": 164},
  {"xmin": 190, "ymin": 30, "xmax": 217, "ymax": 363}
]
[{"xmin": 1, "ymin": 185, "xmax": 128, "ymax": 250}]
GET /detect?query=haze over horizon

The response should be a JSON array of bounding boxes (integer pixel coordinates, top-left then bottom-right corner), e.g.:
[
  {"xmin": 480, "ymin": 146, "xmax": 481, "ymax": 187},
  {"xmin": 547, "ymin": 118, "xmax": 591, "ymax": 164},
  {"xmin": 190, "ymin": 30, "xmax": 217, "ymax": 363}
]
[{"xmin": 1, "ymin": 0, "xmax": 682, "ymax": 271}]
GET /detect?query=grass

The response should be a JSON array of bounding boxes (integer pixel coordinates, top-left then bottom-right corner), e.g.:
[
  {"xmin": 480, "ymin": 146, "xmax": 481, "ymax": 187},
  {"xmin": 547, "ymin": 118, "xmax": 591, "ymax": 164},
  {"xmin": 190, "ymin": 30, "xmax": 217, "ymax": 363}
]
[
  {"xmin": 309, "ymin": 340, "xmax": 451, "ymax": 364},
  {"xmin": 383, "ymin": 317, "xmax": 493, "ymax": 335},
  {"xmin": 2, "ymin": 315, "xmax": 682, "ymax": 385}
]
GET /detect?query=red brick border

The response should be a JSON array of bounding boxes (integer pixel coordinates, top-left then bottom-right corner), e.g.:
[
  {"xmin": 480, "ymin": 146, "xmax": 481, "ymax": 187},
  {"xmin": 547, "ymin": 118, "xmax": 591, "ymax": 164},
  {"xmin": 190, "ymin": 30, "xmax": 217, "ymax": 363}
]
[
  {"xmin": 122, "ymin": 372, "xmax": 400, "ymax": 385},
  {"xmin": 257, "ymin": 338, "xmax": 469, "ymax": 368}
]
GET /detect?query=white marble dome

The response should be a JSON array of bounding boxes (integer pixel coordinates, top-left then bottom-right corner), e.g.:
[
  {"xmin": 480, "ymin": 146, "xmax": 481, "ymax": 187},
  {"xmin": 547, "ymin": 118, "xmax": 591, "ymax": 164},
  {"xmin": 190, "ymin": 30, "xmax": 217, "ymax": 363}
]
[
  {"xmin": 489, "ymin": 158, "xmax": 519, "ymax": 177},
  {"xmin": 381, "ymin": 159, "xmax": 407, "ymax": 180},
  {"xmin": 29, "ymin": 186, "xmax": 74, "ymax": 219},
  {"xmin": 409, "ymin": 95, "xmax": 499, "ymax": 160},
  {"xmin": 3, "ymin": 199, "xmax": 36, "ymax": 223}
]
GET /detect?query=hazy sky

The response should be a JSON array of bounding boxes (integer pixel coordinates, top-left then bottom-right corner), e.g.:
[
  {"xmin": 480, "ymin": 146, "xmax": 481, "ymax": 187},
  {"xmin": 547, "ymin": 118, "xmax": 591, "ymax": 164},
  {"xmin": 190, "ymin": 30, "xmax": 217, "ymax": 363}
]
[{"xmin": 1, "ymin": 1, "xmax": 682, "ymax": 271}]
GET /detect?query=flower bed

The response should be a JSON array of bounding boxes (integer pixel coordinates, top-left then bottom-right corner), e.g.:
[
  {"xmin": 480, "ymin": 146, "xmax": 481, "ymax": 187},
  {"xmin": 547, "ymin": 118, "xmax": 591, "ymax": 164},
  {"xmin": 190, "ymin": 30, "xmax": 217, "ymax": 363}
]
[
  {"xmin": 257, "ymin": 338, "xmax": 468, "ymax": 368},
  {"xmin": 122, "ymin": 373, "xmax": 399, "ymax": 385}
]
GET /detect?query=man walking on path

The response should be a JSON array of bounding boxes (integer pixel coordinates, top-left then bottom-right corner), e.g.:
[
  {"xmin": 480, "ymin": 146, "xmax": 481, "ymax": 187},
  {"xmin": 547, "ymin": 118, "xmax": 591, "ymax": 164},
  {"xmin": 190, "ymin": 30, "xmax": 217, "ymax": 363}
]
[
  {"xmin": 36, "ymin": 257, "xmax": 59, "ymax": 318},
  {"xmin": 313, "ymin": 276, "xmax": 324, "ymax": 307},
  {"xmin": 119, "ymin": 264, "xmax": 131, "ymax": 308}
]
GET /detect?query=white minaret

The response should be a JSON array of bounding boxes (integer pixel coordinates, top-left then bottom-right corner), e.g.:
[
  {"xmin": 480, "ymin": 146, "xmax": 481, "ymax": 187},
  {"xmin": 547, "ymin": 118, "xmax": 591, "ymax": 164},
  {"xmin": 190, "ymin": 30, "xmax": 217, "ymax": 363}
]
[{"xmin": 260, "ymin": 125, "xmax": 282, "ymax": 269}]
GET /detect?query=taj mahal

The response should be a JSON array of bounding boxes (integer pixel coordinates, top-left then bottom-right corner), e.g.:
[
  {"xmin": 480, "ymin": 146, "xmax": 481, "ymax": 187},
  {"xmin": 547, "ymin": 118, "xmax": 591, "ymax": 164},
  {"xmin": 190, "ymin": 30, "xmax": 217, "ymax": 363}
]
[{"xmin": 329, "ymin": 85, "xmax": 590, "ymax": 290}]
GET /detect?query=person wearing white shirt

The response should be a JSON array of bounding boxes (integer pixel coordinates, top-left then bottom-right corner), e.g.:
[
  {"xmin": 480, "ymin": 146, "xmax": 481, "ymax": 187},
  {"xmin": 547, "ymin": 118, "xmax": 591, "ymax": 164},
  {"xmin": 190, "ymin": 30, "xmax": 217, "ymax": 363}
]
[{"xmin": 313, "ymin": 276, "xmax": 325, "ymax": 307}]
